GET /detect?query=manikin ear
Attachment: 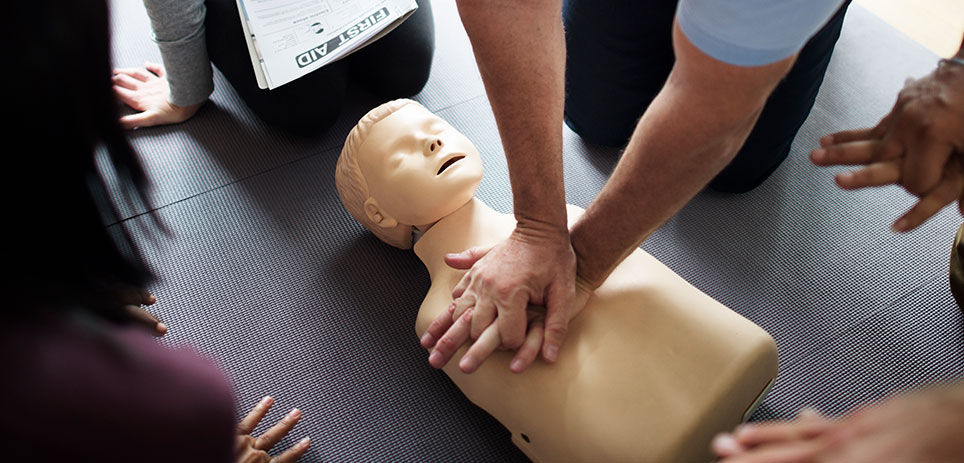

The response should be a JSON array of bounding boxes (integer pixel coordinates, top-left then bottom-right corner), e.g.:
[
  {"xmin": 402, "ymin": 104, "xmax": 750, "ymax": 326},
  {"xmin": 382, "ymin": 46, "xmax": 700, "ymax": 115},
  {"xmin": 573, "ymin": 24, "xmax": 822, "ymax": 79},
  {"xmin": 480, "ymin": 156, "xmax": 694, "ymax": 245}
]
[{"xmin": 364, "ymin": 197, "xmax": 398, "ymax": 228}]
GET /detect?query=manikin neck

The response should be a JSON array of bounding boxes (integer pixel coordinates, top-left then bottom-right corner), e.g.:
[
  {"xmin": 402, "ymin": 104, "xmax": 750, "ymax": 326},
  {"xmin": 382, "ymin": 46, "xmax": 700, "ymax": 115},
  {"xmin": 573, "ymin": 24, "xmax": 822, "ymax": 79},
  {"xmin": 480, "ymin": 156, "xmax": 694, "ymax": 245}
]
[{"xmin": 412, "ymin": 197, "xmax": 498, "ymax": 269}]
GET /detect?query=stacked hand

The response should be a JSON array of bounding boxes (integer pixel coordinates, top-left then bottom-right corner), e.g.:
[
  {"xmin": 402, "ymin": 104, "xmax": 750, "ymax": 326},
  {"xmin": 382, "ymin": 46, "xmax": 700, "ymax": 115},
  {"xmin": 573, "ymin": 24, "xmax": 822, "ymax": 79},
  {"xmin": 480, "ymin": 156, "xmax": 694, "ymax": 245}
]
[
  {"xmin": 235, "ymin": 396, "xmax": 310, "ymax": 463},
  {"xmin": 810, "ymin": 58, "xmax": 964, "ymax": 232},
  {"xmin": 112, "ymin": 62, "xmax": 203, "ymax": 129},
  {"xmin": 420, "ymin": 224, "xmax": 586, "ymax": 374},
  {"xmin": 712, "ymin": 383, "xmax": 964, "ymax": 462}
]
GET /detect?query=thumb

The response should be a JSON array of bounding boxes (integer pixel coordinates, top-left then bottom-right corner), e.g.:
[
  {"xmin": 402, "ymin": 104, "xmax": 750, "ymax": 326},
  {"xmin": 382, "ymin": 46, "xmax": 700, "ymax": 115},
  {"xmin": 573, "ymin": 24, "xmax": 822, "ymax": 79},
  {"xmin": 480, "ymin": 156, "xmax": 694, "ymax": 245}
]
[
  {"xmin": 444, "ymin": 244, "xmax": 493, "ymax": 269},
  {"xmin": 144, "ymin": 62, "xmax": 165, "ymax": 78},
  {"xmin": 119, "ymin": 111, "xmax": 160, "ymax": 130}
]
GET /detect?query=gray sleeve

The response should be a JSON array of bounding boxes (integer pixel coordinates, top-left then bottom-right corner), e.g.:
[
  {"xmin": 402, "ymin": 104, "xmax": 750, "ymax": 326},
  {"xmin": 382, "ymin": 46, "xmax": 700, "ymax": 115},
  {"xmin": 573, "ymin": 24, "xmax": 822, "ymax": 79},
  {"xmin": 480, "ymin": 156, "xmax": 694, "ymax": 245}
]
[{"xmin": 142, "ymin": 0, "xmax": 214, "ymax": 106}]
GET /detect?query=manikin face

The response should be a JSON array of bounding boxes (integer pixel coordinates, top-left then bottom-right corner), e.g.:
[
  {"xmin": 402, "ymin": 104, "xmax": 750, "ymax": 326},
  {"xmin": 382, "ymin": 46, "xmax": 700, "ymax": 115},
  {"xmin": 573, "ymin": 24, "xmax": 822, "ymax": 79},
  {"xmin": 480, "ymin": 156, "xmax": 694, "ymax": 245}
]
[{"xmin": 358, "ymin": 104, "xmax": 483, "ymax": 226}]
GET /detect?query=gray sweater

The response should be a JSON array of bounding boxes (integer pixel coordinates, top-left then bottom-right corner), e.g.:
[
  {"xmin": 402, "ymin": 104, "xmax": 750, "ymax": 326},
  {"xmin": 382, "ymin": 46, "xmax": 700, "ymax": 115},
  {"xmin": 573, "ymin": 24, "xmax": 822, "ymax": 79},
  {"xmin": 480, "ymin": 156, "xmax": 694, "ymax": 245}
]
[{"xmin": 142, "ymin": 0, "xmax": 215, "ymax": 106}]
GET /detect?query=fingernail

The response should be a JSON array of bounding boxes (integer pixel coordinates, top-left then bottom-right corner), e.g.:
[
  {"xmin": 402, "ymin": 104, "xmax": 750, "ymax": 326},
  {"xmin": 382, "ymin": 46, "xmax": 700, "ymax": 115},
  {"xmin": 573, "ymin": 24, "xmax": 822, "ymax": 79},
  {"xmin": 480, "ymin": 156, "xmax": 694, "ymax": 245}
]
[
  {"xmin": 820, "ymin": 135, "xmax": 833, "ymax": 146},
  {"xmin": 711, "ymin": 433, "xmax": 740, "ymax": 453},
  {"xmin": 459, "ymin": 355, "xmax": 476, "ymax": 372},
  {"xmin": 299, "ymin": 437, "xmax": 311, "ymax": 446},
  {"xmin": 156, "ymin": 322, "xmax": 168, "ymax": 334},
  {"xmin": 510, "ymin": 359, "xmax": 524, "ymax": 372},
  {"xmin": 835, "ymin": 172, "xmax": 852, "ymax": 186},
  {"xmin": 260, "ymin": 396, "xmax": 273, "ymax": 405},
  {"xmin": 420, "ymin": 332, "xmax": 435, "ymax": 347},
  {"xmin": 429, "ymin": 350, "xmax": 442, "ymax": 368},
  {"xmin": 734, "ymin": 423, "xmax": 755, "ymax": 438},
  {"xmin": 810, "ymin": 148, "xmax": 825, "ymax": 163},
  {"xmin": 544, "ymin": 344, "xmax": 559, "ymax": 362},
  {"xmin": 893, "ymin": 219, "xmax": 908, "ymax": 233}
]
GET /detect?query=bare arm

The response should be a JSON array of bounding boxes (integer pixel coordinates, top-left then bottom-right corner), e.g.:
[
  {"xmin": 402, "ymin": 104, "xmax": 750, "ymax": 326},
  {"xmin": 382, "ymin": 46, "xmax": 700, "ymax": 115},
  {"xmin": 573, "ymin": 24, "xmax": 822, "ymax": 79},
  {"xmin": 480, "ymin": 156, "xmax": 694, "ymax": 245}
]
[
  {"xmin": 570, "ymin": 21, "xmax": 796, "ymax": 287},
  {"xmin": 456, "ymin": 0, "xmax": 568, "ymax": 228},
  {"xmin": 427, "ymin": 0, "xmax": 574, "ymax": 371}
]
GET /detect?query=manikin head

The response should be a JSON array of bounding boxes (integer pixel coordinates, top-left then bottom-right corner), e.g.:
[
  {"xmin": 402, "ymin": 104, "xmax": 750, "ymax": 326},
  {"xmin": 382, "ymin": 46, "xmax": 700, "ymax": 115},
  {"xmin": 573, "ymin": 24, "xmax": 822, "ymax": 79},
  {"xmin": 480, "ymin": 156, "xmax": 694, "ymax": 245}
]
[{"xmin": 336, "ymin": 99, "xmax": 483, "ymax": 249}]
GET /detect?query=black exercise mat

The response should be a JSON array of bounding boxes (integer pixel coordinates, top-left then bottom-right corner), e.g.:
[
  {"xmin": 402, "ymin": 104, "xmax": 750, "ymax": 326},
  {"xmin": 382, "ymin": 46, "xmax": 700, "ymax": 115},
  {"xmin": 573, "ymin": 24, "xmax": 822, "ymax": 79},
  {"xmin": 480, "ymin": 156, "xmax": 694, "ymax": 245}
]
[{"xmin": 109, "ymin": 1, "xmax": 964, "ymax": 460}]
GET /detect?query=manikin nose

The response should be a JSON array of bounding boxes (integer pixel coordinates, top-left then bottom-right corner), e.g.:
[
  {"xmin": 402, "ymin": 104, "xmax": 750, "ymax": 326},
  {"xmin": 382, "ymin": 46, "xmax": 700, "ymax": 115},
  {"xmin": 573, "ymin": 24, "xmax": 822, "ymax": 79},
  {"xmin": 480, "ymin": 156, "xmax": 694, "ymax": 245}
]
[{"xmin": 427, "ymin": 137, "xmax": 444, "ymax": 155}]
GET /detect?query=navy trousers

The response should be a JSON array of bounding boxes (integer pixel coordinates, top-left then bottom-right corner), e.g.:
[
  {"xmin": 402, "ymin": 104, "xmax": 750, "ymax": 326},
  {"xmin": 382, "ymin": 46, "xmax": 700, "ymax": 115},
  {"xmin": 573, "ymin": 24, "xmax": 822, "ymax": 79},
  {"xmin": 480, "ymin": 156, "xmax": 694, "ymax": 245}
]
[
  {"xmin": 204, "ymin": 0, "xmax": 435, "ymax": 136},
  {"xmin": 563, "ymin": 0, "xmax": 851, "ymax": 193}
]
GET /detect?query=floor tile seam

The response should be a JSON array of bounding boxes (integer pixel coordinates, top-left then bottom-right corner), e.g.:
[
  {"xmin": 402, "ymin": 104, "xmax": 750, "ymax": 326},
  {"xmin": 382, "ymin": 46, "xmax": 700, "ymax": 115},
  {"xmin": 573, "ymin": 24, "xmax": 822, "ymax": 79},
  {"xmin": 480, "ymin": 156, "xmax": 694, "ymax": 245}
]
[
  {"xmin": 429, "ymin": 93, "xmax": 488, "ymax": 114},
  {"xmin": 776, "ymin": 271, "xmax": 945, "ymax": 373},
  {"xmin": 111, "ymin": 144, "xmax": 342, "ymax": 225}
]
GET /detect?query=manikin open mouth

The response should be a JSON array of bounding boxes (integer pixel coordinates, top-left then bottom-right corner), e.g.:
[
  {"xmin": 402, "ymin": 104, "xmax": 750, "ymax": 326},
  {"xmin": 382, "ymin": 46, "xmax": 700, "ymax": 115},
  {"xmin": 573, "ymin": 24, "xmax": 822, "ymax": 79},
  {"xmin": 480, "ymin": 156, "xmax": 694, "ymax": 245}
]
[{"xmin": 437, "ymin": 155, "xmax": 465, "ymax": 175}]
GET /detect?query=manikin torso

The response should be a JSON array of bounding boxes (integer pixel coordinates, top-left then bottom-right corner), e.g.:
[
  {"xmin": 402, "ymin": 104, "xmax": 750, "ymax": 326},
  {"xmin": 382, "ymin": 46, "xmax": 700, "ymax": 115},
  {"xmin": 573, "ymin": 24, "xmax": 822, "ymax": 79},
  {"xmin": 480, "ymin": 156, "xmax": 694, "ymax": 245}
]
[
  {"xmin": 413, "ymin": 198, "xmax": 777, "ymax": 463},
  {"xmin": 336, "ymin": 99, "xmax": 777, "ymax": 462}
]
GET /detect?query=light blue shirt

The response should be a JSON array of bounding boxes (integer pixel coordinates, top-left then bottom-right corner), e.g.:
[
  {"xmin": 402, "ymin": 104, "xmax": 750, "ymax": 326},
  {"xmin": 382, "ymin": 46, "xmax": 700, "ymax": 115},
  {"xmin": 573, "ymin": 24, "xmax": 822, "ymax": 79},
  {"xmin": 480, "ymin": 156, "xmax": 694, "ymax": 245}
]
[{"xmin": 677, "ymin": 0, "xmax": 845, "ymax": 66}]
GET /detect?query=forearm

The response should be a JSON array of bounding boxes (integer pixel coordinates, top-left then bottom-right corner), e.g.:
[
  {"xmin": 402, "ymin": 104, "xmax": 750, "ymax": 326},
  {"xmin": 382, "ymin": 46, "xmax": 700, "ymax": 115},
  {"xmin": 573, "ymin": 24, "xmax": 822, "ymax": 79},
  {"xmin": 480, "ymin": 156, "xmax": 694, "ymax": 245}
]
[
  {"xmin": 571, "ymin": 23, "xmax": 794, "ymax": 287},
  {"xmin": 571, "ymin": 96, "xmax": 758, "ymax": 286},
  {"xmin": 142, "ymin": 0, "xmax": 213, "ymax": 106},
  {"xmin": 457, "ymin": 0, "xmax": 567, "ymax": 229}
]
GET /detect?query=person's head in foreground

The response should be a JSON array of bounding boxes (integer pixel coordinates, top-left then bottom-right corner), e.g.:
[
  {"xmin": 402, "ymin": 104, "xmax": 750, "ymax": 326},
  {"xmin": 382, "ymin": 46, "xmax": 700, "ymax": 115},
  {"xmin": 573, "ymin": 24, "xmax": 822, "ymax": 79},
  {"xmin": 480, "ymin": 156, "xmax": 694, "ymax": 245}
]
[
  {"xmin": 336, "ymin": 99, "xmax": 483, "ymax": 249},
  {"xmin": 4, "ymin": 0, "xmax": 156, "ymax": 318}
]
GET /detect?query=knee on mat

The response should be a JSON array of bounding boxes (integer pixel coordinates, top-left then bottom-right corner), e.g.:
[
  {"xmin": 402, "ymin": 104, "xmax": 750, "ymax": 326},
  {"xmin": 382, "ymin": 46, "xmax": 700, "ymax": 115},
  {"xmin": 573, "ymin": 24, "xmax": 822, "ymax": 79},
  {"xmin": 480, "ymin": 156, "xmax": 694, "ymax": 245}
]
[
  {"xmin": 370, "ymin": 51, "xmax": 434, "ymax": 99},
  {"xmin": 564, "ymin": 110, "xmax": 635, "ymax": 148},
  {"xmin": 707, "ymin": 172, "xmax": 771, "ymax": 194},
  {"xmin": 255, "ymin": 102, "xmax": 342, "ymax": 137},
  {"xmin": 708, "ymin": 146, "xmax": 793, "ymax": 194}
]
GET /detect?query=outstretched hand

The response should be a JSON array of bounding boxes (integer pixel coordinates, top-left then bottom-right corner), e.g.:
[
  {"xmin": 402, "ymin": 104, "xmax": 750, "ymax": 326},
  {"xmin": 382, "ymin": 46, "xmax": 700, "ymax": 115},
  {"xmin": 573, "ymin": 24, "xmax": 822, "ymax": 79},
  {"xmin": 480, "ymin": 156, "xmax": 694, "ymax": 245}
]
[
  {"xmin": 112, "ymin": 62, "xmax": 202, "ymax": 130},
  {"xmin": 420, "ymin": 224, "xmax": 577, "ymax": 373},
  {"xmin": 235, "ymin": 396, "xmax": 310, "ymax": 463},
  {"xmin": 712, "ymin": 383, "xmax": 964, "ymax": 463},
  {"xmin": 810, "ymin": 59, "xmax": 964, "ymax": 232}
]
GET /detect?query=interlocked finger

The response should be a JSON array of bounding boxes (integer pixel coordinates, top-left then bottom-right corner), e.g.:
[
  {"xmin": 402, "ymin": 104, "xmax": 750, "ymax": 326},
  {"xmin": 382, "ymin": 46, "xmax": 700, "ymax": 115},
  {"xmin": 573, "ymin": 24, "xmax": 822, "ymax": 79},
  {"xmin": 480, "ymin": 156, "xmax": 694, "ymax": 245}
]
[
  {"xmin": 421, "ymin": 301, "xmax": 457, "ymax": 349},
  {"xmin": 451, "ymin": 271, "xmax": 472, "ymax": 300},
  {"xmin": 429, "ymin": 308, "xmax": 474, "ymax": 369},
  {"xmin": 509, "ymin": 315, "xmax": 545, "ymax": 373},
  {"xmin": 452, "ymin": 294, "xmax": 476, "ymax": 321},
  {"xmin": 469, "ymin": 298, "xmax": 498, "ymax": 340},
  {"xmin": 459, "ymin": 321, "xmax": 502, "ymax": 373},
  {"xmin": 494, "ymin": 298, "xmax": 527, "ymax": 350}
]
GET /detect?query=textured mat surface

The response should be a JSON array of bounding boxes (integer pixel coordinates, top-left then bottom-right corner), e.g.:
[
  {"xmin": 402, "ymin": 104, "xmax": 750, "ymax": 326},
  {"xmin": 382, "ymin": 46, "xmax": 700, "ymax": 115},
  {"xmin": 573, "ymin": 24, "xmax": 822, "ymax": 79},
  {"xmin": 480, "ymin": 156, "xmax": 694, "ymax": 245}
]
[{"xmin": 110, "ymin": 1, "xmax": 964, "ymax": 460}]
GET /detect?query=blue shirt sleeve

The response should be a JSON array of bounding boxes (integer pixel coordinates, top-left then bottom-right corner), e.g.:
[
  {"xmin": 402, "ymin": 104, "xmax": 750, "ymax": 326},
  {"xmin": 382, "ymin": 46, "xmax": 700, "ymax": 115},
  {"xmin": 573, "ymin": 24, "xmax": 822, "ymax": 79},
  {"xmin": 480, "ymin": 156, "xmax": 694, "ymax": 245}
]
[{"xmin": 676, "ymin": 0, "xmax": 845, "ymax": 66}]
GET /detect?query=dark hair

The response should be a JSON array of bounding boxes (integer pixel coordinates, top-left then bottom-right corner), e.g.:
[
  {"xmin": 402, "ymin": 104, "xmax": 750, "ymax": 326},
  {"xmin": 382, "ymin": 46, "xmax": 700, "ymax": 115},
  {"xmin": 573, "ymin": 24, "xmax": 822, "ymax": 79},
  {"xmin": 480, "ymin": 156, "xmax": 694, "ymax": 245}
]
[{"xmin": 2, "ymin": 0, "xmax": 156, "ymax": 321}]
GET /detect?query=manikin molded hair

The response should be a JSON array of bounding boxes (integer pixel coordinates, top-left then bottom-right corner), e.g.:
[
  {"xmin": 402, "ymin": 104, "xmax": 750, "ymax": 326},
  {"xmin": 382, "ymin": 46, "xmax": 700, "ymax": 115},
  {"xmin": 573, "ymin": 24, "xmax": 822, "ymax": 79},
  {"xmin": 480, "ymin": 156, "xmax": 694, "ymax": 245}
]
[{"xmin": 335, "ymin": 98, "xmax": 422, "ymax": 249}]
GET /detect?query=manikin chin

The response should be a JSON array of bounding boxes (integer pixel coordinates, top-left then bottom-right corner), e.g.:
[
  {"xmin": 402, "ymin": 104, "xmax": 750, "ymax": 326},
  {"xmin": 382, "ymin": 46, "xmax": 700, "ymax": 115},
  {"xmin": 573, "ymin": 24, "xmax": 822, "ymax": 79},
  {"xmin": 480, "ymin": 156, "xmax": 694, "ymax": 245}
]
[{"xmin": 336, "ymin": 99, "xmax": 778, "ymax": 462}]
